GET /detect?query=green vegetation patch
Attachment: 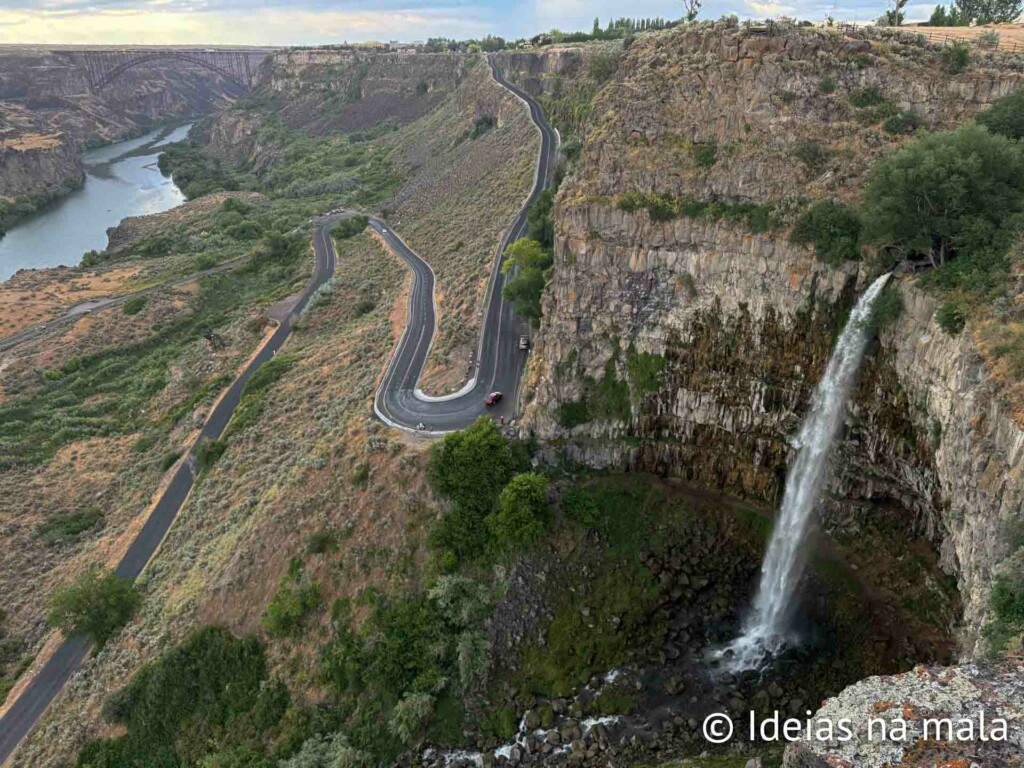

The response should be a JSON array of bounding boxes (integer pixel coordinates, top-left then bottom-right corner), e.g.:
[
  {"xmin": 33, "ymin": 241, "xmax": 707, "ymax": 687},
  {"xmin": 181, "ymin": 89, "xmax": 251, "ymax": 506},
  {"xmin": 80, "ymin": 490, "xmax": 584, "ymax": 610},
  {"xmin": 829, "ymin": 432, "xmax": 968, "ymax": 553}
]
[
  {"xmin": 79, "ymin": 627, "xmax": 288, "ymax": 768},
  {"xmin": 122, "ymin": 296, "xmax": 148, "ymax": 316},
  {"xmin": 791, "ymin": 200, "xmax": 862, "ymax": 266},
  {"xmin": 0, "ymin": 229, "xmax": 308, "ymax": 469},
  {"xmin": 616, "ymin": 191, "xmax": 781, "ymax": 233},
  {"xmin": 977, "ymin": 90, "xmax": 1024, "ymax": 142},
  {"xmin": 47, "ymin": 568, "xmax": 139, "ymax": 648},
  {"xmin": 262, "ymin": 558, "xmax": 322, "ymax": 638},
  {"xmin": 333, "ymin": 214, "xmax": 369, "ymax": 240},
  {"xmin": 229, "ymin": 354, "xmax": 297, "ymax": 436},
  {"xmin": 36, "ymin": 507, "xmax": 105, "ymax": 546}
]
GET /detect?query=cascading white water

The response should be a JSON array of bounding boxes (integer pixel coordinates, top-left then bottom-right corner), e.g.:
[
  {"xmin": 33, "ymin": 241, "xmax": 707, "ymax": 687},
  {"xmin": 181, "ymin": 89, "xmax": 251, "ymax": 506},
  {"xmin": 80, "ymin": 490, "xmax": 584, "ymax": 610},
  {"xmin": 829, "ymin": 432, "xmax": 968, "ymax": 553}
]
[{"xmin": 725, "ymin": 273, "xmax": 892, "ymax": 670}]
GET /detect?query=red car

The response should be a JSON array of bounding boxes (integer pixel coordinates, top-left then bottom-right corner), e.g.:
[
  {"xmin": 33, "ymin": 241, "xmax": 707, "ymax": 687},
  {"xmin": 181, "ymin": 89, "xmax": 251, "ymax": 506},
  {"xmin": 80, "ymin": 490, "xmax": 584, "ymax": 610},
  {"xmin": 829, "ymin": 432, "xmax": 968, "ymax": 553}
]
[{"xmin": 485, "ymin": 391, "xmax": 503, "ymax": 406}]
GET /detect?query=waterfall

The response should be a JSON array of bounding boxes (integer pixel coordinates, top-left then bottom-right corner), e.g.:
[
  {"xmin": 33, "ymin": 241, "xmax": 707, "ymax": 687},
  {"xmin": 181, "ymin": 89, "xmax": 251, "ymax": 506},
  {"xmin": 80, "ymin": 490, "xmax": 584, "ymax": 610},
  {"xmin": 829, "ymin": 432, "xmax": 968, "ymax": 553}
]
[{"xmin": 725, "ymin": 273, "xmax": 892, "ymax": 670}]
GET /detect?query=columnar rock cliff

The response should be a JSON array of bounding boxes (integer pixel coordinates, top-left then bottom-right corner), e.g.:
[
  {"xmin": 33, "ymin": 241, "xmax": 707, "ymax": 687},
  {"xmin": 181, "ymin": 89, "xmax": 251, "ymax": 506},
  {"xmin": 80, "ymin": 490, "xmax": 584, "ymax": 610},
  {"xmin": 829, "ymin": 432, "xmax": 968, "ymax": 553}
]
[{"xmin": 520, "ymin": 21, "xmax": 1023, "ymax": 652}]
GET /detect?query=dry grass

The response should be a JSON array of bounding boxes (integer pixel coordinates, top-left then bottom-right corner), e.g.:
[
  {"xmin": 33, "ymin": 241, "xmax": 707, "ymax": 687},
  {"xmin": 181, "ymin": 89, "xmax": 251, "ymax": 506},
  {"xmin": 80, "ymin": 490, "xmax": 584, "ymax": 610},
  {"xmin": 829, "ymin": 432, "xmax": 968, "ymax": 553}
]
[
  {"xmin": 0, "ymin": 132, "xmax": 63, "ymax": 151},
  {"xmin": 0, "ymin": 266, "xmax": 142, "ymax": 338},
  {"xmin": 912, "ymin": 24, "xmax": 1024, "ymax": 52}
]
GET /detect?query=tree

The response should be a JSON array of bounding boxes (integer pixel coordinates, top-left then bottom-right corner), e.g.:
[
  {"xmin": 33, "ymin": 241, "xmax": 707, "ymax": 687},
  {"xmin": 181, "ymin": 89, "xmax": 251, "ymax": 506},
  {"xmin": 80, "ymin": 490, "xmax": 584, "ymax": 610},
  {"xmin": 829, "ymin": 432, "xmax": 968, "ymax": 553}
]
[
  {"xmin": 881, "ymin": 0, "xmax": 910, "ymax": 24},
  {"xmin": 47, "ymin": 568, "xmax": 139, "ymax": 647},
  {"xmin": 428, "ymin": 416, "xmax": 515, "ymax": 514},
  {"xmin": 501, "ymin": 238, "xmax": 553, "ymax": 323},
  {"xmin": 977, "ymin": 90, "xmax": 1024, "ymax": 142},
  {"xmin": 952, "ymin": 0, "xmax": 1023, "ymax": 23},
  {"xmin": 860, "ymin": 125, "xmax": 1024, "ymax": 269},
  {"xmin": 486, "ymin": 472, "xmax": 551, "ymax": 553},
  {"xmin": 682, "ymin": 0, "xmax": 702, "ymax": 21}
]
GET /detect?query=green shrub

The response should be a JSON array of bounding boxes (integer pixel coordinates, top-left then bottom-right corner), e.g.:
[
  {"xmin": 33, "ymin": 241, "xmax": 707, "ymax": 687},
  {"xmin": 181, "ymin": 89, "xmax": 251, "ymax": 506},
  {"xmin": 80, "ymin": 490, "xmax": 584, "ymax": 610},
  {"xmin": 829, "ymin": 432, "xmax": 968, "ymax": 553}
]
[
  {"xmin": 122, "ymin": 296, "xmax": 148, "ymax": 316},
  {"xmin": 977, "ymin": 89, "xmax": 1024, "ymax": 142},
  {"xmin": 863, "ymin": 287, "xmax": 903, "ymax": 331},
  {"xmin": 982, "ymin": 570, "xmax": 1024, "ymax": 654},
  {"xmin": 333, "ymin": 215, "xmax": 369, "ymax": 240},
  {"xmin": 427, "ymin": 417, "xmax": 521, "ymax": 566},
  {"xmin": 486, "ymin": 473, "xmax": 551, "ymax": 554},
  {"xmin": 388, "ymin": 692, "xmax": 435, "ymax": 743},
  {"xmin": 941, "ymin": 41, "xmax": 971, "ymax": 74},
  {"xmin": 194, "ymin": 252, "xmax": 218, "ymax": 271},
  {"xmin": 262, "ymin": 576, "xmax": 321, "ymax": 638},
  {"xmin": 561, "ymin": 486, "xmax": 599, "ymax": 526},
  {"xmin": 353, "ymin": 298, "xmax": 376, "ymax": 317},
  {"xmin": 501, "ymin": 238, "xmax": 553, "ymax": 323},
  {"xmin": 791, "ymin": 201, "xmax": 862, "ymax": 266},
  {"xmin": 227, "ymin": 220, "xmax": 262, "ymax": 240},
  {"xmin": 306, "ymin": 530, "xmax": 340, "ymax": 555},
  {"xmin": 221, "ymin": 197, "xmax": 252, "ymax": 214},
  {"xmin": 883, "ymin": 109, "xmax": 924, "ymax": 135},
  {"xmin": 792, "ymin": 138, "xmax": 830, "ymax": 175},
  {"xmin": 195, "ymin": 437, "xmax": 228, "ymax": 470},
  {"xmin": 159, "ymin": 451, "xmax": 182, "ymax": 471},
  {"xmin": 47, "ymin": 568, "xmax": 139, "ymax": 647},
  {"xmin": 559, "ymin": 399, "xmax": 591, "ymax": 428},
  {"xmin": 935, "ymin": 302, "xmax": 967, "ymax": 335},
  {"xmin": 691, "ymin": 141, "xmax": 717, "ymax": 169},
  {"xmin": 351, "ymin": 462, "xmax": 371, "ymax": 488},
  {"xmin": 615, "ymin": 192, "xmax": 780, "ymax": 233},
  {"xmin": 849, "ymin": 86, "xmax": 887, "ymax": 108},
  {"xmin": 626, "ymin": 345, "xmax": 665, "ymax": 394},
  {"xmin": 469, "ymin": 115, "xmax": 496, "ymax": 139},
  {"xmin": 37, "ymin": 507, "xmax": 104, "ymax": 546}
]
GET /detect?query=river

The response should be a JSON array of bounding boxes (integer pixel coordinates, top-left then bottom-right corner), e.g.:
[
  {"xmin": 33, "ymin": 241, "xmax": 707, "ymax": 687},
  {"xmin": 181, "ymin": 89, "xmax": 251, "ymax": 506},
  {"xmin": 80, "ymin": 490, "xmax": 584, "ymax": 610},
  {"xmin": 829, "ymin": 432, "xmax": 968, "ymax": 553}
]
[{"xmin": 0, "ymin": 123, "xmax": 192, "ymax": 282}]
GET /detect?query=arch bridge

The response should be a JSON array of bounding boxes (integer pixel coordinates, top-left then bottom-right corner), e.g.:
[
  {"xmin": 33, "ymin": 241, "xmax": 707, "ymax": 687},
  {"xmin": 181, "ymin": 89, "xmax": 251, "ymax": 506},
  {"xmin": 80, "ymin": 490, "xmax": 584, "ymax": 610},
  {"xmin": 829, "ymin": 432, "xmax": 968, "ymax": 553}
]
[{"xmin": 79, "ymin": 48, "xmax": 272, "ymax": 92}]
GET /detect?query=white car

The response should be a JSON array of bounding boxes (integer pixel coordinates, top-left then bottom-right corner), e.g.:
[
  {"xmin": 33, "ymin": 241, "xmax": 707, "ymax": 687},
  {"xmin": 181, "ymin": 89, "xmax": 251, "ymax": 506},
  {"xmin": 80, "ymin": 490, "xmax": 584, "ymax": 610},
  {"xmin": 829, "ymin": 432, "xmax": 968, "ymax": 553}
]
[{"xmin": 518, "ymin": 336, "xmax": 530, "ymax": 351}]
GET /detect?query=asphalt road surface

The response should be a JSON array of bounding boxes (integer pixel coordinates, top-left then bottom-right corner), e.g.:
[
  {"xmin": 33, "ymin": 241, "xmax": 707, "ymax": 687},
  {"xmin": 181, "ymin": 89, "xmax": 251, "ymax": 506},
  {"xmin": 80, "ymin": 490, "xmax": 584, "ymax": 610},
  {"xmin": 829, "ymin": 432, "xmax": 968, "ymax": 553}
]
[
  {"xmin": 370, "ymin": 56, "xmax": 558, "ymax": 433},
  {"xmin": 0, "ymin": 216, "xmax": 340, "ymax": 766}
]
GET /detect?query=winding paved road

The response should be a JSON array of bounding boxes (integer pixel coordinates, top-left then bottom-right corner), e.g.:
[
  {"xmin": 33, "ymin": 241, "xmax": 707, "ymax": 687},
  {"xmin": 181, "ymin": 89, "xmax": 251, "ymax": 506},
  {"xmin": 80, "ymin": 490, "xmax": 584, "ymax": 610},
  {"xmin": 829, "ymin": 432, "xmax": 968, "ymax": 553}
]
[
  {"xmin": 0, "ymin": 217, "xmax": 340, "ymax": 766},
  {"xmin": 370, "ymin": 55, "xmax": 558, "ymax": 433}
]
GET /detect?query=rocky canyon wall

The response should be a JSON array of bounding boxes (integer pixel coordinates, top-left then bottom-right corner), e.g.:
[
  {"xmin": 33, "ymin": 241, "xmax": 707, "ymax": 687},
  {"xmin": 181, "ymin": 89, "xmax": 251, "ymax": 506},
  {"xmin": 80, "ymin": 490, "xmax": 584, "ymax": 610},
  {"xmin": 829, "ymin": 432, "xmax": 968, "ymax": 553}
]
[{"xmin": 520, "ymin": 21, "xmax": 1023, "ymax": 652}]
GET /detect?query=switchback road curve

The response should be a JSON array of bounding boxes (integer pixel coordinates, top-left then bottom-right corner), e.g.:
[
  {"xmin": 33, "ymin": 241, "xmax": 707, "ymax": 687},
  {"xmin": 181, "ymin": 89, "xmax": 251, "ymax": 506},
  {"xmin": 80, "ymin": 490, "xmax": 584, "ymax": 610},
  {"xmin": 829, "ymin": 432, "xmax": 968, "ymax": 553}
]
[
  {"xmin": 368, "ymin": 55, "xmax": 558, "ymax": 433},
  {"xmin": 0, "ymin": 217, "xmax": 341, "ymax": 766}
]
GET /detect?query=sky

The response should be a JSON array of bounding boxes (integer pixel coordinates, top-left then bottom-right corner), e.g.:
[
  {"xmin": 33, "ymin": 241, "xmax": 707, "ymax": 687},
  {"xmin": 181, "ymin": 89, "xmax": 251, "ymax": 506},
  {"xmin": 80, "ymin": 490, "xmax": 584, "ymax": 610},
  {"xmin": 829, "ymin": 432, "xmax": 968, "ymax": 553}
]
[{"xmin": 0, "ymin": 0, "xmax": 944, "ymax": 45}]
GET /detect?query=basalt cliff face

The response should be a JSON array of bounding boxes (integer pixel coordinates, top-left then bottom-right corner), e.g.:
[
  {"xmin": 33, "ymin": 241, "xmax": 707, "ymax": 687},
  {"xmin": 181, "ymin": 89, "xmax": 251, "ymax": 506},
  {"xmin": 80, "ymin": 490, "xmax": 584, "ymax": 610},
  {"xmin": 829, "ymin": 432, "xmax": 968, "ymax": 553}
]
[
  {"xmin": 0, "ymin": 133, "xmax": 82, "ymax": 201},
  {"xmin": 518, "ymin": 23, "xmax": 1023, "ymax": 655}
]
